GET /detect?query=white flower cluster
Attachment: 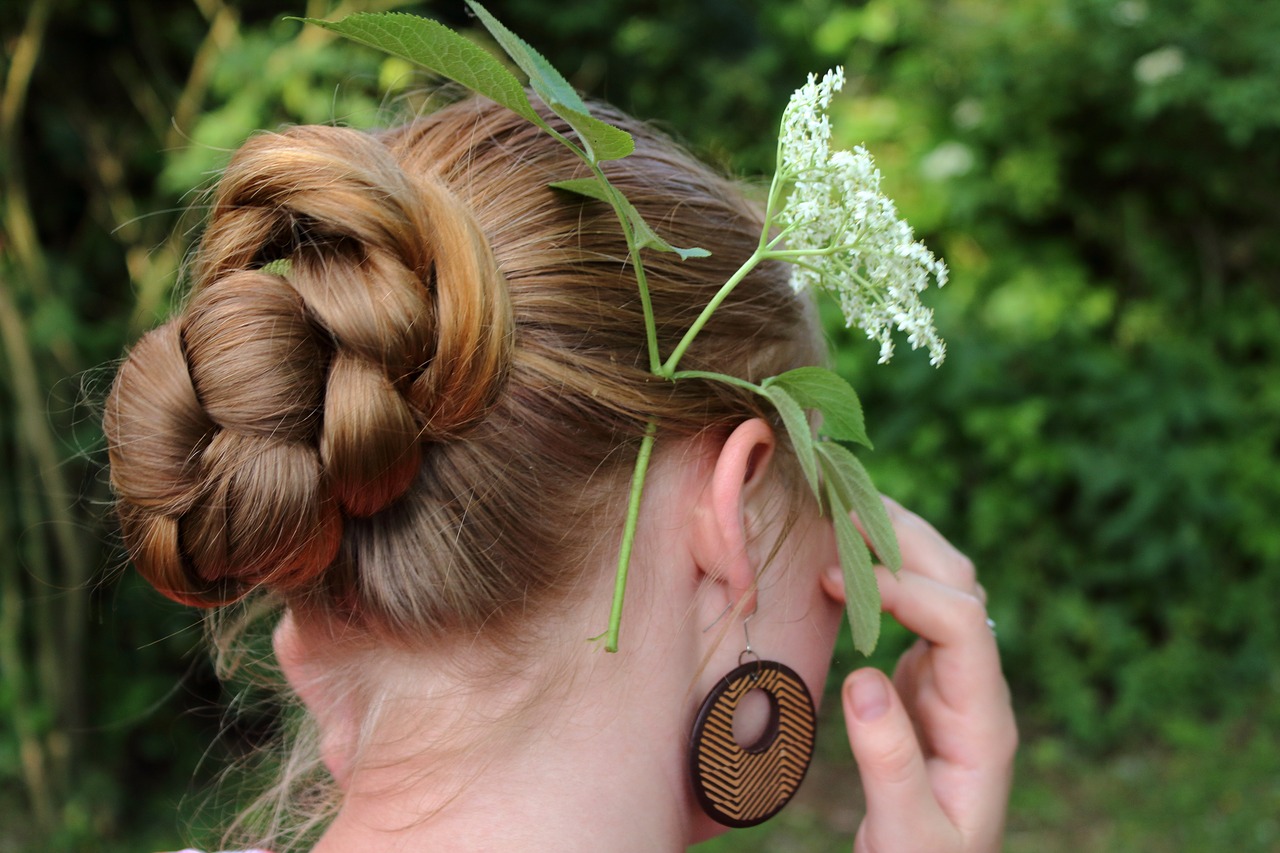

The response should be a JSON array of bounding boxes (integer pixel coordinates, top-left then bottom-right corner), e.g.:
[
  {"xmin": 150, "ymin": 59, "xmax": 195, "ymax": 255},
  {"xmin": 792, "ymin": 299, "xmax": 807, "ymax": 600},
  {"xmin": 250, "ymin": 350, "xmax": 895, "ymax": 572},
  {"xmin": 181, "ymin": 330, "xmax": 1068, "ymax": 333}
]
[{"xmin": 775, "ymin": 68, "xmax": 948, "ymax": 366}]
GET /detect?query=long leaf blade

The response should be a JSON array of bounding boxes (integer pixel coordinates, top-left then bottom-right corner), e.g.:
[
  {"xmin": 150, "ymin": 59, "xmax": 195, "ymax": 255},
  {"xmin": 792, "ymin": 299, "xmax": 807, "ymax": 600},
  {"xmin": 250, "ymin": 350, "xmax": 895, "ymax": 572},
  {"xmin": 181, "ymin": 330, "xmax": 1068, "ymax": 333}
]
[
  {"xmin": 464, "ymin": 3, "xmax": 634, "ymax": 161},
  {"xmin": 828, "ymin": 482, "xmax": 881, "ymax": 655},
  {"xmin": 551, "ymin": 178, "xmax": 710, "ymax": 260},
  {"xmin": 548, "ymin": 104, "xmax": 637, "ymax": 162},
  {"xmin": 762, "ymin": 384, "xmax": 820, "ymax": 500},
  {"xmin": 816, "ymin": 440, "xmax": 902, "ymax": 571},
  {"xmin": 299, "ymin": 13, "xmax": 542, "ymax": 125},
  {"xmin": 465, "ymin": 0, "xmax": 588, "ymax": 113}
]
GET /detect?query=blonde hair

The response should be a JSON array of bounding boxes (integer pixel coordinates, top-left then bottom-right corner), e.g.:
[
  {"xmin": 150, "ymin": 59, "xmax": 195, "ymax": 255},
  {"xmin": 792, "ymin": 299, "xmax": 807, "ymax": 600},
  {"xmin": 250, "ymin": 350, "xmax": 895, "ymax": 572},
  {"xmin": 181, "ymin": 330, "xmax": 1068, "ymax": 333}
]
[{"xmin": 105, "ymin": 97, "xmax": 819, "ymax": 649}]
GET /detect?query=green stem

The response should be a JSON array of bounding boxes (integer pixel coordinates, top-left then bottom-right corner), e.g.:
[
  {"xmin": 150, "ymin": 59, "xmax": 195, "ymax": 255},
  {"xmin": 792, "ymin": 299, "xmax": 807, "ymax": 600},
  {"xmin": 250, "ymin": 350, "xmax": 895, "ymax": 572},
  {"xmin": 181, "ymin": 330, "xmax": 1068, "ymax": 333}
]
[
  {"xmin": 659, "ymin": 160, "xmax": 798, "ymax": 377},
  {"xmin": 766, "ymin": 242, "xmax": 858, "ymax": 260},
  {"xmin": 765, "ymin": 227, "xmax": 794, "ymax": 252},
  {"xmin": 603, "ymin": 421, "xmax": 658, "ymax": 652},
  {"xmin": 763, "ymin": 151, "xmax": 788, "ymax": 233},
  {"xmin": 597, "ymin": 175, "xmax": 662, "ymax": 374},
  {"xmin": 660, "ymin": 248, "xmax": 767, "ymax": 375},
  {"xmin": 553, "ymin": 134, "xmax": 662, "ymax": 375},
  {"xmin": 671, "ymin": 369, "xmax": 763, "ymax": 395},
  {"xmin": 538, "ymin": 118, "xmax": 666, "ymax": 649}
]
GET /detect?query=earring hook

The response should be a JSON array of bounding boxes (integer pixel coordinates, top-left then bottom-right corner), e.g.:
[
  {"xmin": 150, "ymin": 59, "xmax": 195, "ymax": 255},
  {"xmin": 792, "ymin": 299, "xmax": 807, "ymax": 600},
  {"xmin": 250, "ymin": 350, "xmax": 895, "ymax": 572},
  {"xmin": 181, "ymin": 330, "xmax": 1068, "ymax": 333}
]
[
  {"xmin": 701, "ymin": 595, "xmax": 763, "ymax": 676},
  {"xmin": 738, "ymin": 608, "xmax": 761, "ymax": 674}
]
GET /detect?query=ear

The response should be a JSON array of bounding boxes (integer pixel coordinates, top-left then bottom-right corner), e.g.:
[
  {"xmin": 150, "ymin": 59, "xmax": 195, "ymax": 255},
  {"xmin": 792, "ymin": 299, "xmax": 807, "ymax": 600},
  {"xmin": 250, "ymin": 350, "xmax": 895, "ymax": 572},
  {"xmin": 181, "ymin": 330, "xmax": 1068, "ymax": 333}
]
[
  {"xmin": 690, "ymin": 417, "xmax": 777, "ymax": 616},
  {"xmin": 274, "ymin": 612, "xmax": 356, "ymax": 786}
]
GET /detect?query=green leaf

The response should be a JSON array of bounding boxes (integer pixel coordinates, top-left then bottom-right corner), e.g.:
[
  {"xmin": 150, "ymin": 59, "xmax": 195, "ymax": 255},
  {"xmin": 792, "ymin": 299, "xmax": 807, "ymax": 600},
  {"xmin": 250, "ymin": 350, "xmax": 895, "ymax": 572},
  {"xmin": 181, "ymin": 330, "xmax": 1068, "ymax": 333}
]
[
  {"xmin": 465, "ymin": 1, "xmax": 588, "ymax": 114},
  {"xmin": 548, "ymin": 177, "xmax": 610, "ymax": 201},
  {"xmin": 763, "ymin": 367, "xmax": 870, "ymax": 447},
  {"xmin": 259, "ymin": 258, "xmax": 292, "ymax": 276},
  {"xmin": 465, "ymin": 2, "xmax": 635, "ymax": 161},
  {"xmin": 551, "ymin": 178, "xmax": 711, "ymax": 260},
  {"xmin": 816, "ymin": 440, "xmax": 902, "ymax": 571},
  {"xmin": 829, "ymin": 487, "xmax": 881, "ymax": 655},
  {"xmin": 548, "ymin": 104, "xmax": 637, "ymax": 162},
  {"xmin": 298, "ymin": 13, "xmax": 542, "ymax": 126},
  {"xmin": 761, "ymin": 384, "xmax": 820, "ymax": 500}
]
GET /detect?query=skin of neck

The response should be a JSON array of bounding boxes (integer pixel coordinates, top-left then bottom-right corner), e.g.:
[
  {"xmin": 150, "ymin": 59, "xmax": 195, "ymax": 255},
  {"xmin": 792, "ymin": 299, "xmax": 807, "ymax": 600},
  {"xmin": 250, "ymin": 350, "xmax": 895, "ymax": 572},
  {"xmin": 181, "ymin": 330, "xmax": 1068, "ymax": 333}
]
[{"xmin": 275, "ymin": 422, "xmax": 844, "ymax": 851}]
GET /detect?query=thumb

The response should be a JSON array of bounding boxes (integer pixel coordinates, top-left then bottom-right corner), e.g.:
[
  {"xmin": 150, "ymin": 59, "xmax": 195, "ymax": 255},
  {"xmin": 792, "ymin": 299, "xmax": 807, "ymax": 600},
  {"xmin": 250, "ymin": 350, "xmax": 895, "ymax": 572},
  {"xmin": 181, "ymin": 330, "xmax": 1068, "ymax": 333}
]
[{"xmin": 844, "ymin": 668, "xmax": 950, "ymax": 853}]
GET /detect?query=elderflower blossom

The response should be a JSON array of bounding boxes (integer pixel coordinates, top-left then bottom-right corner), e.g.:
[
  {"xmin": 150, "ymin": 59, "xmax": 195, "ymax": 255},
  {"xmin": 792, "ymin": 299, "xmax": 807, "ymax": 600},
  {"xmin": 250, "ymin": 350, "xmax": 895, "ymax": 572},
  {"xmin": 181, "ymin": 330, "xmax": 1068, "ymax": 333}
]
[{"xmin": 774, "ymin": 68, "xmax": 948, "ymax": 365}]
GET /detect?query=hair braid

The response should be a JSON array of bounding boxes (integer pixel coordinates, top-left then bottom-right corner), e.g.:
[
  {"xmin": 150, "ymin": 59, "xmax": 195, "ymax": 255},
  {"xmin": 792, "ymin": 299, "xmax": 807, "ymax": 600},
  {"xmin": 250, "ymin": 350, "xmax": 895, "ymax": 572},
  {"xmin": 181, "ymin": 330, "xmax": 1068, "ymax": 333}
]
[
  {"xmin": 108, "ymin": 99, "xmax": 817, "ymax": 637},
  {"xmin": 105, "ymin": 124, "xmax": 511, "ymax": 606}
]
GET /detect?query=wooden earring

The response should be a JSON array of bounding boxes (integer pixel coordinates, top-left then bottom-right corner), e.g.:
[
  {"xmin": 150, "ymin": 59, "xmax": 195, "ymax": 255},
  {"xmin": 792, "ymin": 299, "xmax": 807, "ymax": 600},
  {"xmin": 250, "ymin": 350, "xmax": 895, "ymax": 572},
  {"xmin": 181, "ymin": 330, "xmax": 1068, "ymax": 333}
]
[{"xmin": 688, "ymin": 659, "xmax": 817, "ymax": 828}]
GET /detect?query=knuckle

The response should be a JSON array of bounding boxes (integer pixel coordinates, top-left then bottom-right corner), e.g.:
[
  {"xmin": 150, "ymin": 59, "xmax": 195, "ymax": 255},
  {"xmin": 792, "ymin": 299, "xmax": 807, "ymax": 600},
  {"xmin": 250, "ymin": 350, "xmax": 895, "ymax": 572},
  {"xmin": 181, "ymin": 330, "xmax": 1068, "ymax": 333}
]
[
  {"xmin": 875, "ymin": 731, "xmax": 921, "ymax": 786},
  {"xmin": 947, "ymin": 592, "xmax": 988, "ymax": 633}
]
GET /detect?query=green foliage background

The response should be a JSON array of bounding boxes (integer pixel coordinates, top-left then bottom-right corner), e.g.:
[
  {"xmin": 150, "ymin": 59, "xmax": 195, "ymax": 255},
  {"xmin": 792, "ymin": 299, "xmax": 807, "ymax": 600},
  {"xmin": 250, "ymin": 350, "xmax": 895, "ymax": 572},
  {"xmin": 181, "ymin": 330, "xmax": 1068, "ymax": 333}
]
[{"xmin": 2, "ymin": 0, "xmax": 1277, "ymax": 850}]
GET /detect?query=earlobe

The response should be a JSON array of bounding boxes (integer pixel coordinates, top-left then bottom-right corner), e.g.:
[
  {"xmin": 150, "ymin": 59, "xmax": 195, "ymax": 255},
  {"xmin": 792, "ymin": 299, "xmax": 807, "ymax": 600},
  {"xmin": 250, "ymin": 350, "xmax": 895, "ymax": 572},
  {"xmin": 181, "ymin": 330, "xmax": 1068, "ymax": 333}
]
[
  {"xmin": 274, "ymin": 612, "xmax": 356, "ymax": 787},
  {"xmin": 690, "ymin": 418, "xmax": 777, "ymax": 613}
]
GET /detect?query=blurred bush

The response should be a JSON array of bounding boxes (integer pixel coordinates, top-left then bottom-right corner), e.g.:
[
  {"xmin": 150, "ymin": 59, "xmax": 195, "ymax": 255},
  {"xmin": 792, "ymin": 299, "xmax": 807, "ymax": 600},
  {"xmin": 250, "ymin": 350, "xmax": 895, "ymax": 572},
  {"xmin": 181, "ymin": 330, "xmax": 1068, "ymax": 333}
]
[
  {"xmin": 824, "ymin": 0, "xmax": 1280, "ymax": 748},
  {"xmin": 2, "ymin": 0, "xmax": 1277, "ymax": 849}
]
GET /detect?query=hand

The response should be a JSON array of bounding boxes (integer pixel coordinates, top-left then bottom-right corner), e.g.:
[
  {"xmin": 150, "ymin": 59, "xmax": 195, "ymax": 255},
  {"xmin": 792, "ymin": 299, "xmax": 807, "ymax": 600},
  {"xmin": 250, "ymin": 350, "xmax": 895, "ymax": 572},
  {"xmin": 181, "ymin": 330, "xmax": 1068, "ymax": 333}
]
[{"xmin": 829, "ymin": 498, "xmax": 1017, "ymax": 853}]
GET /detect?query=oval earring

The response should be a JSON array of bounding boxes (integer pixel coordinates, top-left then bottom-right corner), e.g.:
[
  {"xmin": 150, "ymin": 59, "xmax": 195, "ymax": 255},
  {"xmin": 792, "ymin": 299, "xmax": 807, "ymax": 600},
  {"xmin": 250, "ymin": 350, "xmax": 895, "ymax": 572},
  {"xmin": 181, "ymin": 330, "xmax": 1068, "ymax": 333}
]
[{"xmin": 688, "ymin": 659, "xmax": 817, "ymax": 828}]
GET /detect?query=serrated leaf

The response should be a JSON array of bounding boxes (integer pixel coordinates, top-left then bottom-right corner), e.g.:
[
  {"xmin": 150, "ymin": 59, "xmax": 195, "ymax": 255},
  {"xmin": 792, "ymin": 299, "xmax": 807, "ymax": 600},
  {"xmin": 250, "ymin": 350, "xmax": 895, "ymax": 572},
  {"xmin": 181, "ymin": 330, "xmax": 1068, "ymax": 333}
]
[
  {"xmin": 260, "ymin": 258, "xmax": 292, "ymax": 276},
  {"xmin": 549, "ymin": 176, "xmax": 613, "ymax": 201},
  {"xmin": 762, "ymin": 384, "xmax": 820, "ymax": 500},
  {"xmin": 763, "ymin": 367, "xmax": 870, "ymax": 447},
  {"xmin": 550, "ymin": 103, "xmax": 637, "ymax": 162},
  {"xmin": 816, "ymin": 440, "xmax": 902, "ymax": 571},
  {"xmin": 465, "ymin": 1, "xmax": 588, "ymax": 114},
  {"xmin": 464, "ymin": 3, "xmax": 635, "ymax": 162},
  {"xmin": 829, "ymin": 487, "xmax": 881, "ymax": 655},
  {"xmin": 551, "ymin": 178, "xmax": 711, "ymax": 260},
  {"xmin": 299, "ymin": 13, "xmax": 542, "ymax": 126}
]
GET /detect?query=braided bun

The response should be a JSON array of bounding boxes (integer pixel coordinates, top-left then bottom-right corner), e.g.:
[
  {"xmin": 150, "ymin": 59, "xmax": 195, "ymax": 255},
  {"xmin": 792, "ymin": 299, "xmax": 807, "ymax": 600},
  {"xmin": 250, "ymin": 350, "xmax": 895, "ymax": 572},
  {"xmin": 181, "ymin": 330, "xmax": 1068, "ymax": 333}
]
[
  {"xmin": 109, "ymin": 98, "xmax": 817, "ymax": 636},
  {"xmin": 106, "ymin": 125, "xmax": 511, "ymax": 606}
]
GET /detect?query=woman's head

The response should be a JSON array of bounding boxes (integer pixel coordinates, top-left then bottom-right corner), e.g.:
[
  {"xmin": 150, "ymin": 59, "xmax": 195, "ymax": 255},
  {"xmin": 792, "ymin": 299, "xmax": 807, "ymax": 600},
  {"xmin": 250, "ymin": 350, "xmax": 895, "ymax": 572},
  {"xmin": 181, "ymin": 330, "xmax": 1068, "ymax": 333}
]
[{"xmin": 104, "ymin": 96, "xmax": 823, "ymax": 652}]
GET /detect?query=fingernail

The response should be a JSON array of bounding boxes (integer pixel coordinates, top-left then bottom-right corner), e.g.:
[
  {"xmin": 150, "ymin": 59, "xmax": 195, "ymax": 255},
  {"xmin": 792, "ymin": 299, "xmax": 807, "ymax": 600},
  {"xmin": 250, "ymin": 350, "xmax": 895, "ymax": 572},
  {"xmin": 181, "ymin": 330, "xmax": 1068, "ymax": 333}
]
[{"xmin": 849, "ymin": 670, "xmax": 889, "ymax": 722}]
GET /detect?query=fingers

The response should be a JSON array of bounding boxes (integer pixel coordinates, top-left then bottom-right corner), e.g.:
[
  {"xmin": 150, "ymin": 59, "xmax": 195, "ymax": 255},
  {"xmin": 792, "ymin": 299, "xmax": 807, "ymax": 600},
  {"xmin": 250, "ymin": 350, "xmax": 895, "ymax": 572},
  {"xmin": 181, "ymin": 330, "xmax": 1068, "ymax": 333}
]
[
  {"xmin": 876, "ymin": 566, "xmax": 990, "ymax": 649},
  {"xmin": 828, "ymin": 497, "xmax": 1004, "ymax": 717},
  {"xmin": 871, "ymin": 497, "xmax": 1002, "ymax": 712},
  {"xmin": 881, "ymin": 496, "xmax": 977, "ymax": 594},
  {"xmin": 877, "ymin": 565, "xmax": 1006, "ymax": 721},
  {"xmin": 839, "ymin": 498, "xmax": 1014, "ymax": 853},
  {"xmin": 843, "ymin": 668, "xmax": 957, "ymax": 853},
  {"xmin": 874, "ymin": 515, "xmax": 1016, "ymax": 851}
]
